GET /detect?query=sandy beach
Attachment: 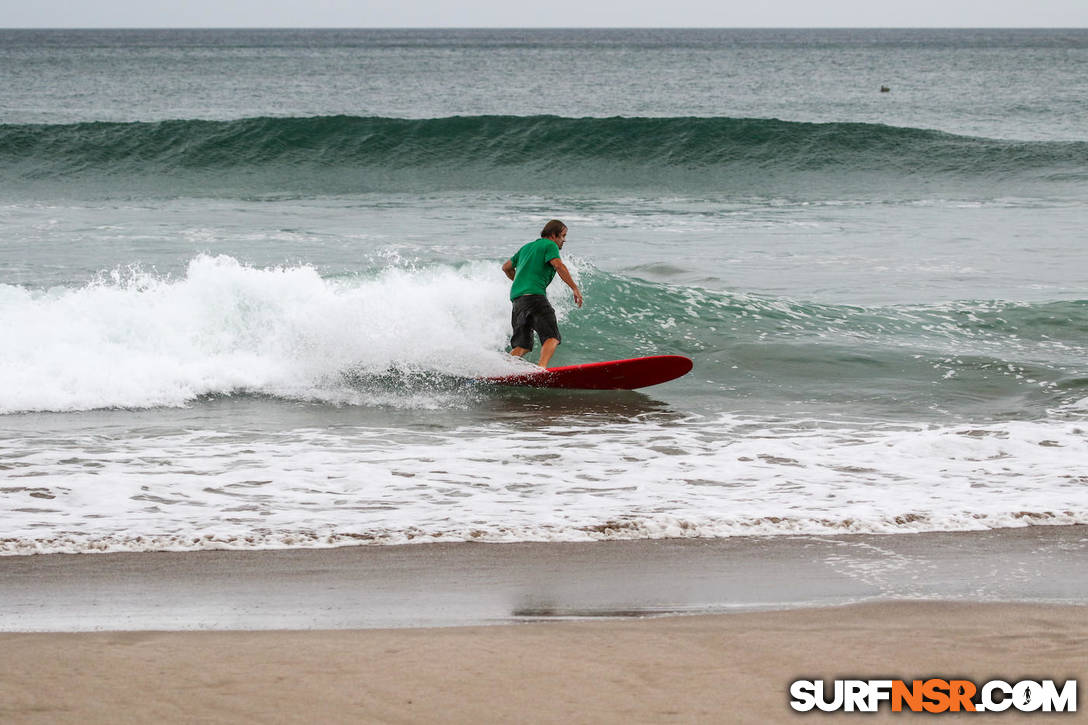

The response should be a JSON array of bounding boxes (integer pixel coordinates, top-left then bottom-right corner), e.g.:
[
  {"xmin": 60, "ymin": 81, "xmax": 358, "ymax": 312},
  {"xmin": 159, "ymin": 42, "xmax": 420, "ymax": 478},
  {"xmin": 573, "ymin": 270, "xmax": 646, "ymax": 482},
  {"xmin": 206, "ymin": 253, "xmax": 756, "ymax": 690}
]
[
  {"xmin": 1, "ymin": 527, "xmax": 1086, "ymax": 722},
  {"xmin": 1, "ymin": 602, "xmax": 1085, "ymax": 723}
]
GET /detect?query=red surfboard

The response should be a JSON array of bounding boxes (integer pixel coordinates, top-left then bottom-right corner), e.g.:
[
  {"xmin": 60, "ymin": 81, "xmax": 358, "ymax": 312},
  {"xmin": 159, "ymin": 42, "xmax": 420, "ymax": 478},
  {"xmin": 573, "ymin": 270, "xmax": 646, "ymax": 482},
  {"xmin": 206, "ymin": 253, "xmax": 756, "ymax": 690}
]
[{"xmin": 483, "ymin": 355, "xmax": 693, "ymax": 390}]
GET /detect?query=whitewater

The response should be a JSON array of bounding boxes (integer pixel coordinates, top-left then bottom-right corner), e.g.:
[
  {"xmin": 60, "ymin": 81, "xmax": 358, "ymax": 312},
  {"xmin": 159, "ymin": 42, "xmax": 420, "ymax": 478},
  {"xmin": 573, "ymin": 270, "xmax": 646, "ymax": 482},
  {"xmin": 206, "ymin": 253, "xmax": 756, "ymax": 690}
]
[{"xmin": 0, "ymin": 255, "xmax": 525, "ymax": 412}]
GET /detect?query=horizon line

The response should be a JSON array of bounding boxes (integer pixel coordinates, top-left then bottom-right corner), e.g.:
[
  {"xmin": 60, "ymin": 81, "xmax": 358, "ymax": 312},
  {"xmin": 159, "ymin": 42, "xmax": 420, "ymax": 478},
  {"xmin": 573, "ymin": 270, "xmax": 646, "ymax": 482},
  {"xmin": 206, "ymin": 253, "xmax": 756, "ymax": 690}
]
[{"xmin": 3, "ymin": 25, "xmax": 1087, "ymax": 31}]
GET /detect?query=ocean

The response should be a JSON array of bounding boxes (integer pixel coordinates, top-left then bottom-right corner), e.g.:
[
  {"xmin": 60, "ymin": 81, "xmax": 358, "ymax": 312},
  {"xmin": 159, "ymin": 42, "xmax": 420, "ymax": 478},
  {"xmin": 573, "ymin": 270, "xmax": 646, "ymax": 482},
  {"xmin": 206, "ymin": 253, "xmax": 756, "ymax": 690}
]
[{"xmin": 1, "ymin": 28, "xmax": 1086, "ymax": 556}]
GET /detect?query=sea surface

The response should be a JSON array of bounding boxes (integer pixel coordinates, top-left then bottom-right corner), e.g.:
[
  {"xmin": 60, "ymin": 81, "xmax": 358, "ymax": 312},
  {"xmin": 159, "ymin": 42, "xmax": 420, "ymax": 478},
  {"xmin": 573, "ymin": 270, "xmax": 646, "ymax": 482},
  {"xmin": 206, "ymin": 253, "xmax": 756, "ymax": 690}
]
[{"xmin": 1, "ymin": 29, "xmax": 1086, "ymax": 555}]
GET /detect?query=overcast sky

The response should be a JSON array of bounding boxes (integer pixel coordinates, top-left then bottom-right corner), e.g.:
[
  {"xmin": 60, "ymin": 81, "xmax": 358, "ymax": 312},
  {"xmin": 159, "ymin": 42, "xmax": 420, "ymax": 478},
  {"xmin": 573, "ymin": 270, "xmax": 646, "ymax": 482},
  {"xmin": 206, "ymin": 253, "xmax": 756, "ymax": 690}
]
[{"xmin": 3, "ymin": 0, "xmax": 1087, "ymax": 29}]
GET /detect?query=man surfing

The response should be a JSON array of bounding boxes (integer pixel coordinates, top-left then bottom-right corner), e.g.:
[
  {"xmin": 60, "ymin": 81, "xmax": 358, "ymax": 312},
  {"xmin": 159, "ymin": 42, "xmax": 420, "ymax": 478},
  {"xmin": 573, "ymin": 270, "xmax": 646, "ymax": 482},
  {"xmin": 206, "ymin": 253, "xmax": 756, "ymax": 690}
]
[{"xmin": 501, "ymin": 219, "xmax": 583, "ymax": 368}]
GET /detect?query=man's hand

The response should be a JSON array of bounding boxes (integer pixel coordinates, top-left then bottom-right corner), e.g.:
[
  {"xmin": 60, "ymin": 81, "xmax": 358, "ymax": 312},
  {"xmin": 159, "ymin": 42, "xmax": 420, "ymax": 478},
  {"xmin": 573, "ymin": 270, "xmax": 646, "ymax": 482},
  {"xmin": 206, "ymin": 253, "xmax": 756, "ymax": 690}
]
[
  {"xmin": 501, "ymin": 259, "xmax": 516, "ymax": 281},
  {"xmin": 550, "ymin": 258, "xmax": 583, "ymax": 308}
]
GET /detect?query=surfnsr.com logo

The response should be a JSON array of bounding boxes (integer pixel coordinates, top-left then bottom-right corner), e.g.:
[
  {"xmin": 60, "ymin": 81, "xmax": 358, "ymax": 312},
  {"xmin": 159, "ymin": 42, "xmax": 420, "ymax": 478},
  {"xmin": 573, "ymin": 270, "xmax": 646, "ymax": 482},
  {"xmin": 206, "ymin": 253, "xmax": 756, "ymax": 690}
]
[{"xmin": 789, "ymin": 679, "xmax": 1077, "ymax": 713}]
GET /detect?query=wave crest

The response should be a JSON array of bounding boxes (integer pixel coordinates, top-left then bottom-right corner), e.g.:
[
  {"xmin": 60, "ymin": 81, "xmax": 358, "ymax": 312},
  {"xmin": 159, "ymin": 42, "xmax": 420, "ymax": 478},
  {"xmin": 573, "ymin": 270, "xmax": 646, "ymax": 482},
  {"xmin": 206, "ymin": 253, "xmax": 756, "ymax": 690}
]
[{"xmin": 4, "ymin": 115, "xmax": 1085, "ymax": 193}]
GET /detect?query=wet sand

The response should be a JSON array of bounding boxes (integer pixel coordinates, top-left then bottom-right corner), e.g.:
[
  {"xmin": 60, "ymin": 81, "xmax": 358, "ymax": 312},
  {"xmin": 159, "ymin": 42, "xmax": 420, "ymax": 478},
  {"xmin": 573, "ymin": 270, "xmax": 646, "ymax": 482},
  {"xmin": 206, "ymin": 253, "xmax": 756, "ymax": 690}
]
[
  {"xmin": 1, "ymin": 602, "xmax": 1085, "ymax": 723},
  {"xmin": 1, "ymin": 527, "xmax": 1086, "ymax": 723},
  {"xmin": 1, "ymin": 526, "xmax": 1085, "ymax": 631}
]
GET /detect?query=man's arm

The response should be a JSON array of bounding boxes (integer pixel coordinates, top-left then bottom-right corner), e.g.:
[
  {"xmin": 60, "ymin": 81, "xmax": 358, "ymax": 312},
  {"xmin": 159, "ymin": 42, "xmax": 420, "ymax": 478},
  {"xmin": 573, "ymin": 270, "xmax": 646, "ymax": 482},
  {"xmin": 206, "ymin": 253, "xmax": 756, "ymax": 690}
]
[
  {"xmin": 549, "ymin": 258, "xmax": 583, "ymax": 308},
  {"xmin": 502, "ymin": 259, "xmax": 515, "ymax": 281}
]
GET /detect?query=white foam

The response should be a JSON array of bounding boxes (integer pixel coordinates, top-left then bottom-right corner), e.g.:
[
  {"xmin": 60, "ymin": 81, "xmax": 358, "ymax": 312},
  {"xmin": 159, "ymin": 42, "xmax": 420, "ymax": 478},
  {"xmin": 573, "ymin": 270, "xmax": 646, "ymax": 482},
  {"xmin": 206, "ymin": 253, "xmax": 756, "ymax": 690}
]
[
  {"xmin": 2, "ymin": 416, "xmax": 1086, "ymax": 555},
  {"xmin": 0, "ymin": 255, "xmax": 531, "ymax": 413}
]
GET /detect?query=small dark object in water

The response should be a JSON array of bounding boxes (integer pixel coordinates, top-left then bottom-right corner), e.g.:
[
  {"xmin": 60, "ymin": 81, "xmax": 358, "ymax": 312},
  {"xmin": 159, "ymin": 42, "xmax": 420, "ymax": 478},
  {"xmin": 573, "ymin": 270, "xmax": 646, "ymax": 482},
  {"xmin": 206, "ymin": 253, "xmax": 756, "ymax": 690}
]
[{"xmin": 880, "ymin": 85, "xmax": 890, "ymax": 93}]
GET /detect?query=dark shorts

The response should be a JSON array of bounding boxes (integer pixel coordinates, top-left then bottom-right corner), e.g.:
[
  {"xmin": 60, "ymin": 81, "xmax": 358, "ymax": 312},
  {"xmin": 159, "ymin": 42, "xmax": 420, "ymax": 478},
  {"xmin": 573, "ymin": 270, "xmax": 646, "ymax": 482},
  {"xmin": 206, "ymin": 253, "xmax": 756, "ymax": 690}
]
[{"xmin": 510, "ymin": 294, "xmax": 561, "ymax": 351}]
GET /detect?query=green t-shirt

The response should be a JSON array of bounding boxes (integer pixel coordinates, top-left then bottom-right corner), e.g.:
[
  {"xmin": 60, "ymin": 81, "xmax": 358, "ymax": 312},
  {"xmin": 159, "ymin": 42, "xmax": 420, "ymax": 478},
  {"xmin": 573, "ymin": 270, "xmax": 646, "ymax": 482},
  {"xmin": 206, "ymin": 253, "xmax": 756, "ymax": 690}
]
[{"xmin": 508, "ymin": 238, "xmax": 561, "ymax": 300}]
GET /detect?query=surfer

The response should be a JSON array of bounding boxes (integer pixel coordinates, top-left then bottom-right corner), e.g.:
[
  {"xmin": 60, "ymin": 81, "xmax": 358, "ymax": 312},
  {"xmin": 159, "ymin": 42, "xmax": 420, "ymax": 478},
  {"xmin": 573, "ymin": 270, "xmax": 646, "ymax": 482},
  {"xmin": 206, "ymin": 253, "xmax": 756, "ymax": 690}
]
[{"xmin": 501, "ymin": 219, "xmax": 583, "ymax": 368}]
